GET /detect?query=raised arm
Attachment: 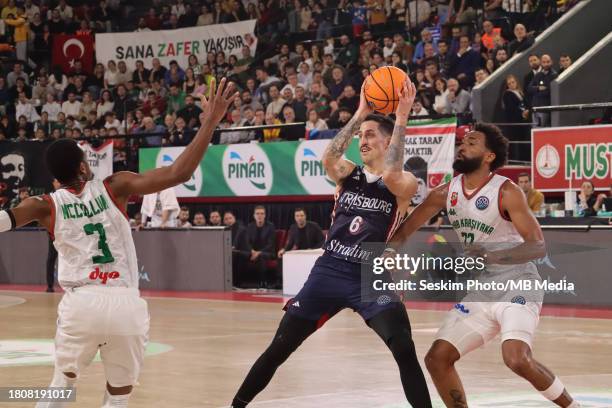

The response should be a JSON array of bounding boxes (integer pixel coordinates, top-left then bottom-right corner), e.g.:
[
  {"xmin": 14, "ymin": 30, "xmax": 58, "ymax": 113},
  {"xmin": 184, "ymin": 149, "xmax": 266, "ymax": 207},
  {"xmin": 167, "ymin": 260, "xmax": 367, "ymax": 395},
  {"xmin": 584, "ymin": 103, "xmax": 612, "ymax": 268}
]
[
  {"xmin": 321, "ymin": 82, "xmax": 372, "ymax": 184},
  {"xmin": 387, "ymin": 182, "xmax": 449, "ymax": 249},
  {"xmin": 382, "ymin": 79, "xmax": 418, "ymax": 201},
  {"xmin": 105, "ymin": 78, "xmax": 238, "ymax": 204}
]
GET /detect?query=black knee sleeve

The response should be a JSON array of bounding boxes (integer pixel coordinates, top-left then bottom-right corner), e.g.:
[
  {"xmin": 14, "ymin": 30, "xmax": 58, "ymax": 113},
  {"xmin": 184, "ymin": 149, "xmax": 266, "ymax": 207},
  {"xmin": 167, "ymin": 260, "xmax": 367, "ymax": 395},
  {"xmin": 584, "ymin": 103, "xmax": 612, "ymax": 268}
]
[{"xmin": 233, "ymin": 313, "xmax": 317, "ymax": 406}]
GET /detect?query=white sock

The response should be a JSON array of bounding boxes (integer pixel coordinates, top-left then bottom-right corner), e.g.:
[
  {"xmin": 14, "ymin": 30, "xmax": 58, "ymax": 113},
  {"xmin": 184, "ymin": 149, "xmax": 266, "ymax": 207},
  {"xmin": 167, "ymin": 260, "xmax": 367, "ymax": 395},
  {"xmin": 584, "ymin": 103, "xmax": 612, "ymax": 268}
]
[
  {"xmin": 567, "ymin": 401, "xmax": 581, "ymax": 408},
  {"xmin": 35, "ymin": 370, "xmax": 76, "ymax": 408},
  {"xmin": 101, "ymin": 390, "xmax": 130, "ymax": 407},
  {"xmin": 541, "ymin": 376, "xmax": 565, "ymax": 401}
]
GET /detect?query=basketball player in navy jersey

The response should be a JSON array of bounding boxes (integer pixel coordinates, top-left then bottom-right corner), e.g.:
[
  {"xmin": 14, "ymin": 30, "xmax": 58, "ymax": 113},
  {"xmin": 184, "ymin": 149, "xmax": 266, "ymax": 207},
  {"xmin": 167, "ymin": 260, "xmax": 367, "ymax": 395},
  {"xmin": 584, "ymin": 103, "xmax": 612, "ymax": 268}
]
[
  {"xmin": 230, "ymin": 80, "xmax": 433, "ymax": 407},
  {"xmin": 388, "ymin": 124, "xmax": 579, "ymax": 407}
]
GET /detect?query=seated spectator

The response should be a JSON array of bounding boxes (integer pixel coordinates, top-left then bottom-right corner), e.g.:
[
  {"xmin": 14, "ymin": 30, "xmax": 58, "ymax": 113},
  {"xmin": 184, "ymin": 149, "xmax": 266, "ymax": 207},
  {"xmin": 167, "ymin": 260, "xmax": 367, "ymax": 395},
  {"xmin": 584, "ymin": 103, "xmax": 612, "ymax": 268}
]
[
  {"xmin": 167, "ymin": 116, "xmax": 192, "ymax": 146},
  {"xmin": 517, "ymin": 173, "xmax": 544, "ymax": 213},
  {"xmin": 481, "ymin": 20, "xmax": 504, "ymax": 51},
  {"xmin": 433, "ymin": 77, "xmax": 450, "ymax": 114},
  {"xmin": 32, "ymin": 75, "xmax": 55, "ymax": 107},
  {"xmin": 411, "ymin": 99, "xmax": 429, "ymax": 119},
  {"xmin": 245, "ymin": 206, "xmax": 276, "ymax": 288},
  {"xmin": 449, "ymin": 35, "xmax": 481, "ymax": 85},
  {"xmin": 336, "ymin": 35, "xmax": 359, "ymax": 67},
  {"xmin": 176, "ymin": 95, "xmax": 202, "ymax": 128},
  {"xmin": 336, "ymin": 85, "xmax": 359, "ymax": 113},
  {"xmin": 262, "ymin": 113, "xmax": 282, "ymax": 142},
  {"xmin": 104, "ymin": 60, "xmax": 120, "ymax": 89},
  {"xmin": 278, "ymin": 208, "xmax": 324, "ymax": 259},
  {"xmin": 78, "ymin": 92, "xmax": 96, "ymax": 122},
  {"xmin": 61, "ymin": 92, "xmax": 81, "ymax": 117},
  {"xmin": 96, "ymin": 89, "xmax": 115, "ymax": 118},
  {"xmin": 413, "ymin": 28, "xmax": 438, "ymax": 65},
  {"xmin": 327, "ymin": 67, "xmax": 349, "ymax": 101},
  {"xmin": 494, "ymin": 48, "xmax": 509, "ymax": 70},
  {"xmin": 446, "ymin": 78, "xmax": 471, "ymax": 116},
  {"xmin": 306, "ymin": 109, "xmax": 328, "ymax": 131},
  {"xmin": 138, "ymin": 116, "xmax": 165, "ymax": 147},
  {"xmin": 15, "ymin": 92, "xmax": 40, "ymax": 122},
  {"xmin": 327, "ymin": 107, "xmax": 352, "ymax": 129},
  {"xmin": 577, "ymin": 181, "xmax": 604, "ymax": 216},
  {"xmin": 177, "ymin": 207, "xmax": 192, "ymax": 228},
  {"xmin": 508, "ymin": 24, "xmax": 534, "ymax": 56},
  {"xmin": 193, "ymin": 212, "xmax": 207, "ymax": 226},
  {"xmin": 6, "ymin": 62, "xmax": 28, "ymax": 88},
  {"xmin": 208, "ymin": 210, "xmax": 222, "ymax": 227},
  {"xmin": 116, "ymin": 61, "xmax": 132, "ymax": 85},
  {"xmin": 265, "ymin": 86, "xmax": 287, "ymax": 118},
  {"xmin": 220, "ymin": 109, "xmax": 251, "ymax": 144}
]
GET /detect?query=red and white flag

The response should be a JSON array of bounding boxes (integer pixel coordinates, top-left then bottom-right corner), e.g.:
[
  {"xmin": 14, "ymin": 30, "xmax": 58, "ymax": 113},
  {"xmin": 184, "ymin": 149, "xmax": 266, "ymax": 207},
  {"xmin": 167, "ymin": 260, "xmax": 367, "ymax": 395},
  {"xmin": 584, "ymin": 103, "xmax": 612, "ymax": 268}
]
[{"xmin": 52, "ymin": 34, "xmax": 94, "ymax": 74}]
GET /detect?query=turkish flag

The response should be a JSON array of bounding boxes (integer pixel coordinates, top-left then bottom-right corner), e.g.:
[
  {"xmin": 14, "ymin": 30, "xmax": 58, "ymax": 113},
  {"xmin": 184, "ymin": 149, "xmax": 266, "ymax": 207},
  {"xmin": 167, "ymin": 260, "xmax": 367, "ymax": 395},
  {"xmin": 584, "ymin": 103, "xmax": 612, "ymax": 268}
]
[{"xmin": 52, "ymin": 34, "xmax": 94, "ymax": 74}]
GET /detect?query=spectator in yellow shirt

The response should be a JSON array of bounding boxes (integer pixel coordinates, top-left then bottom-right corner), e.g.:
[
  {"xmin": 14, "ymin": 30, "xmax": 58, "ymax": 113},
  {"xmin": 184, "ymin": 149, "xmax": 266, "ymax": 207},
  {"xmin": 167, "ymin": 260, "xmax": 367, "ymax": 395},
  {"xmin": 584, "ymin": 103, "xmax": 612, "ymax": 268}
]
[
  {"xmin": 0, "ymin": 0, "xmax": 17, "ymax": 20},
  {"xmin": 517, "ymin": 172, "xmax": 544, "ymax": 213},
  {"xmin": 5, "ymin": 6, "xmax": 28, "ymax": 62},
  {"xmin": 263, "ymin": 112, "xmax": 281, "ymax": 142}
]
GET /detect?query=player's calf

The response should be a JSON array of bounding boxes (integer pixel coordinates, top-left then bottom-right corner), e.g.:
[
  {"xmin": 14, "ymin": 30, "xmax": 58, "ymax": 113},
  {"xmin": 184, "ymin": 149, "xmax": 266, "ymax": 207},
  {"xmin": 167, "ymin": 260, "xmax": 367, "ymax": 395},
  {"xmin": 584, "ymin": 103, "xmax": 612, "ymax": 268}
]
[
  {"xmin": 425, "ymin": 340, "xmax": 467, "ymax": 408},
  {"xmin": 502, "ymin": 340, "xmax": 580, "ymax": 407}
]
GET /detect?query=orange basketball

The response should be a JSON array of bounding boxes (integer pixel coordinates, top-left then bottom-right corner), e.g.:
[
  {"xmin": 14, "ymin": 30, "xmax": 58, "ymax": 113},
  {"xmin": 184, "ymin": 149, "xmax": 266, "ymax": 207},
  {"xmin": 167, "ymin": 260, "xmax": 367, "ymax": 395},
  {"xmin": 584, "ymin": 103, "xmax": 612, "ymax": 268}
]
[{"xmin": 363, "ymin": 66, "xmax": 409, "ymax": 115}]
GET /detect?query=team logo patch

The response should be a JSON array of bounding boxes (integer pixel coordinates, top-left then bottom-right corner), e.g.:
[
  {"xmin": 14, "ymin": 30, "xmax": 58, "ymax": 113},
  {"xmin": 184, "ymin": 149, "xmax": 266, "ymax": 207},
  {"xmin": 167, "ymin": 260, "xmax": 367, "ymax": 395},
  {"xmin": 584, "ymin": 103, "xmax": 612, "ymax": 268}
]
[
  {"xmin": 454, "ymin": 303, "xmax": 470, "ymax": 314},
  {"xmin": 376, "ymin": 295, "xmax": 392, "ymax": 305},
  {"xmin": 475, "ymin": 196, "xmax": 489, "ymax": 210},
  {"xmin": 511, "ymin": 296, "xmax": 526, "ymax": 305},
  {"xmin": 450, "ymin": 191, "xmax": 458, "ymax": 207}
]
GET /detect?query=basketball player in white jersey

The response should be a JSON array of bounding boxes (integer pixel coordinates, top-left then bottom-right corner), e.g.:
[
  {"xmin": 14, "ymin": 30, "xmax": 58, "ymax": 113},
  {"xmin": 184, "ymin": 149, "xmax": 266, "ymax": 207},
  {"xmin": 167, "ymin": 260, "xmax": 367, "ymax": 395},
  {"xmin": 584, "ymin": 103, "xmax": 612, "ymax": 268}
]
[
  {"xmin": 389, "ymin": 123, "xmax": 580, "ymax": 407},
  {"xmin": 0, "ymin": 78, "xmax": 237, "ymax": 407}
]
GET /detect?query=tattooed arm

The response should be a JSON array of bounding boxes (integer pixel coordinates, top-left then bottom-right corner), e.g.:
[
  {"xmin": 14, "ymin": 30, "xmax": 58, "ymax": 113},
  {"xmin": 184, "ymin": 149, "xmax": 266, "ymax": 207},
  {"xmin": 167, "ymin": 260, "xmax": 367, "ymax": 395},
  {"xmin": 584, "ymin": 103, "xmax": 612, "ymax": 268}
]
[
  {"xmin": 322, "ymin": 82, "xmax": 373, "ymax": 184},
  {"xmin": 382, "ymin": 79, "xmax": 418, "ymax": 201}
]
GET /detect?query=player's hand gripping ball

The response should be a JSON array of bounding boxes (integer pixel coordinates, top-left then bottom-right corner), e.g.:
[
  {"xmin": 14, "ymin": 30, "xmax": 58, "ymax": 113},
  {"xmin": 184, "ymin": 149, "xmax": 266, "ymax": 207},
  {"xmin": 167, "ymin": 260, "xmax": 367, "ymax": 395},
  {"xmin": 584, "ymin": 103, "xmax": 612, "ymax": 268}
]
[{"xmin": 363, "ymin": 66, "xmax": 409, "ymax": 115}]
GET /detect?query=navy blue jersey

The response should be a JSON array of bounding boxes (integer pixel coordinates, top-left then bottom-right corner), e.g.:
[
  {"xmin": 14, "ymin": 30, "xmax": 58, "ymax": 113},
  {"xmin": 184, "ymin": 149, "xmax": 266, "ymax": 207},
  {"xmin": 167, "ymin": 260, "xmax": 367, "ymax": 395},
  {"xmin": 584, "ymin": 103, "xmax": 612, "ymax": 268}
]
[{"xmin": 324, "ymin": 165, "xmax": 402, "ymax": 264}]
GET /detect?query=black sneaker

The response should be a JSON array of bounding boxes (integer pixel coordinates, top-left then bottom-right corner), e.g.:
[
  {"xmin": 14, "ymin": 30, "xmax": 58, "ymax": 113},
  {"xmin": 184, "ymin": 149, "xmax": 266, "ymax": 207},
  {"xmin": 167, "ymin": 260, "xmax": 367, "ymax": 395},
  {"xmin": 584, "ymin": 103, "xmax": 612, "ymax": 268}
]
[{"xmin": 46, "ymin": 287, "xmax": 54, "ymax": 293}]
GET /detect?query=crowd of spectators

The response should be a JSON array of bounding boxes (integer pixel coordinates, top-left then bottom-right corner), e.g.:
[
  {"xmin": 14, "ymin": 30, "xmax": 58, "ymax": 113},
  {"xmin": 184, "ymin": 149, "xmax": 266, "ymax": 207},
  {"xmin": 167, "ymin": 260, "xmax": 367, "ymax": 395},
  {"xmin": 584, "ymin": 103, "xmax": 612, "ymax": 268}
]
[{"xmin": 0, "ymin": 0, "xmax": 582, "ymax": 173}]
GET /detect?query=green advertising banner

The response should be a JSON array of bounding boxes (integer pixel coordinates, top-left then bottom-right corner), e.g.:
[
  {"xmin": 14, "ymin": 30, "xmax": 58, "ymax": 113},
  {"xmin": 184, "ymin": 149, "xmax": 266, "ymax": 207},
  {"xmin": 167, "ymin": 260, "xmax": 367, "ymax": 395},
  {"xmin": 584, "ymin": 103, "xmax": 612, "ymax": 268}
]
[{"xmin": 139, "ymin": 118, "xmax": 456, "ymax": 198}]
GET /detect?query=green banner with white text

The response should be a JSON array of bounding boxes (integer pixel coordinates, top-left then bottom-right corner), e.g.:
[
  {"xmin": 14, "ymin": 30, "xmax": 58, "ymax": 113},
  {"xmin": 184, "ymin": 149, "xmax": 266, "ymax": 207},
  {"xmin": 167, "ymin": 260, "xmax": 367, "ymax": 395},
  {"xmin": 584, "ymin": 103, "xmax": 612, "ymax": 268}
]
[{"xmin": 138, "ymin": 118, "xmax": 456, "ymax": 198}]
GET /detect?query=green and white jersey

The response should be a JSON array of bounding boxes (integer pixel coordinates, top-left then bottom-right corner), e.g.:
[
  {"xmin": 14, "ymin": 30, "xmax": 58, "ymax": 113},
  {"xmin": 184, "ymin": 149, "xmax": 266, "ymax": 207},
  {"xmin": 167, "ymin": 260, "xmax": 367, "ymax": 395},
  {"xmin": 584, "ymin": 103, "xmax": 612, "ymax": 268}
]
[{"xmin": 48, "ymin": 180, "xmax": 138, "ymax": 289}]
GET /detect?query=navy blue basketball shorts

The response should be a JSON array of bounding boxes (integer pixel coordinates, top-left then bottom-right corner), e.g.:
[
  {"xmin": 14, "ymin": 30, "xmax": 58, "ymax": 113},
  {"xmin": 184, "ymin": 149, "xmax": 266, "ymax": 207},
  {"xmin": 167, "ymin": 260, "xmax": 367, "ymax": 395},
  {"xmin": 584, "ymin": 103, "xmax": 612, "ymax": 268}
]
[{"xmin": 284, "ymin": 254, "xmax": 400, "ymax": 327}]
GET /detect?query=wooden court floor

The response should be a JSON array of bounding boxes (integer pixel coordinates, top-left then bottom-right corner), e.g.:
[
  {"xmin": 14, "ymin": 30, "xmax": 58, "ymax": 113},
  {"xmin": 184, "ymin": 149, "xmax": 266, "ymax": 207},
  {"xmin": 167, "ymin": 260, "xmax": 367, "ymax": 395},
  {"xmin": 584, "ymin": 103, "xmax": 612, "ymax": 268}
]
[{"xmin": 1, "ymin": 290, "xmax": 611, "ymax": 408}]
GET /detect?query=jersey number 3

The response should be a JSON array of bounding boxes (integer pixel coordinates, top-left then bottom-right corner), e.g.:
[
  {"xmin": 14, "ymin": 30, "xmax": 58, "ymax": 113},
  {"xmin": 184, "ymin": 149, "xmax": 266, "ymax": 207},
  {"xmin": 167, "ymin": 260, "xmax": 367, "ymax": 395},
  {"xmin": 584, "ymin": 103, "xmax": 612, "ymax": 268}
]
[{"xmin": 84, "ymin": 223, "xmax": 115, "ymax": 264}]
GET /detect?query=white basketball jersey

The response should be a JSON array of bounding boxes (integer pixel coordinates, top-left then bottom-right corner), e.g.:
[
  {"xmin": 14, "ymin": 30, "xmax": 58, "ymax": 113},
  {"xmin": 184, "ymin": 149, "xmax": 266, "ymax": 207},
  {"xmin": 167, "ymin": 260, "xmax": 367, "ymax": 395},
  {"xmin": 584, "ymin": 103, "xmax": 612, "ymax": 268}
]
[
  {"xmin": 48, "ymin": 180, "xmax": 138, "ymax": 289},
  {"xmin": 447, "ymin": 173, "xmax": 522, "ymax": 247}
]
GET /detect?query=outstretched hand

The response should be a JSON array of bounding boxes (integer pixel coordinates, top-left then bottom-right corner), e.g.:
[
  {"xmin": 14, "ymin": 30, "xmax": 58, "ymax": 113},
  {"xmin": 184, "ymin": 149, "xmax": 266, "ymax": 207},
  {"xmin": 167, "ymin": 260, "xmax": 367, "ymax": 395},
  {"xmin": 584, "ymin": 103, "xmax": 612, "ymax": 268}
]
[
  {"xmin": 395, "ymin": 78, "xmax": 417, "ymax": 119},
  {"xmin": 198, "ymin": 77, "xmax": 239, "ymax": 127}
]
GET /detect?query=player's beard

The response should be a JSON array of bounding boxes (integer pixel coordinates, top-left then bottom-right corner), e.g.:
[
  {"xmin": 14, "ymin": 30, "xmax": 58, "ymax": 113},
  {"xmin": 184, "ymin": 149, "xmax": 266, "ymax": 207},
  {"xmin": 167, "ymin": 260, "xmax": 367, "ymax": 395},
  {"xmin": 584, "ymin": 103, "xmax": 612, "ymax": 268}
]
[{"xmin": 453, "ymin": 155, "xmax": 483, "ymax": 174}]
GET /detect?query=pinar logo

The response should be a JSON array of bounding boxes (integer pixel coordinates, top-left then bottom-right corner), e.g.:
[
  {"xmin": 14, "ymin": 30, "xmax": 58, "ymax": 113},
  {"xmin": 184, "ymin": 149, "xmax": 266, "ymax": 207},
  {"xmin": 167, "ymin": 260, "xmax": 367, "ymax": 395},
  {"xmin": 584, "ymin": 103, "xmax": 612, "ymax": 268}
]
[
  {"xmin": 450, "ymin": 191, "xmax": 458, "ymax": 207},
  {"xmin": 89, "ymin": 267, "xmax": 121, "ymax": 284}
]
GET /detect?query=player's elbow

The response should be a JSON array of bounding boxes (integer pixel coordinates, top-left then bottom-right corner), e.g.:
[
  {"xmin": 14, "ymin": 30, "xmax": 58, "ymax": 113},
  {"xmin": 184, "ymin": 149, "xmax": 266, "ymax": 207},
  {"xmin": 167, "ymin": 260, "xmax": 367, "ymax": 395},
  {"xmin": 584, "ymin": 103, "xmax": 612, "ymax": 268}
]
[{"xmin": 171, "ymin": 166, "xmax": 192, "ymax": 184}]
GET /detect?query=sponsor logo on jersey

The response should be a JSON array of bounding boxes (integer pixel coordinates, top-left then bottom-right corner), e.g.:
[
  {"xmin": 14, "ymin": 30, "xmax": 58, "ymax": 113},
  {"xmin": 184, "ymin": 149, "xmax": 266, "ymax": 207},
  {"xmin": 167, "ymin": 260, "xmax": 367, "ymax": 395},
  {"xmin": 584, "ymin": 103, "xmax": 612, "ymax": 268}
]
[
  {"xmin": 451, "ymin": 218, "xmax": 495, "ymax": 235},
  {"xmin": 450, "ymin": 191, "xmax": 458, "ymax": 207},
  {"xmin": 326, "ymin": 239, "xmax": 375, "ymax": 262},
  {"xmin": 294, "ymin": 141, "xmax": 336, "ymax": 194},
  {"xmin": 156, "ymin": 147, "xmax": 203, "ymax": 197},
  {"xmin": 475, "ymin": 196, "xmax": 490, "ymax": 210},
  {"xmin": 292, "ymin": 301, "xmax": 300, "ymax": 307},
  {"xmin": 88, "ymin": 267, "xmax": 121, "ymax": 284},
  {"xmin": 511, "ymin": 295, "xmax": 526, "ymax": 305},
  {"xmin": 60, "ymin": 194, "xmax": 109, "ymax": 220},
  {"xmin": 454, "ymin": 303, "xmax": 470, "ymax": 314},
  {"xmin": 448, "ymin": 208, "xmax": 456, "ymax": 216},
  {"xmin": 222, "ymin": 144, "xmax": 272, "ymax": 196},
  {"xmin": 338, "ymin": 191, "xmax": 393, "ymax": 214}
]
